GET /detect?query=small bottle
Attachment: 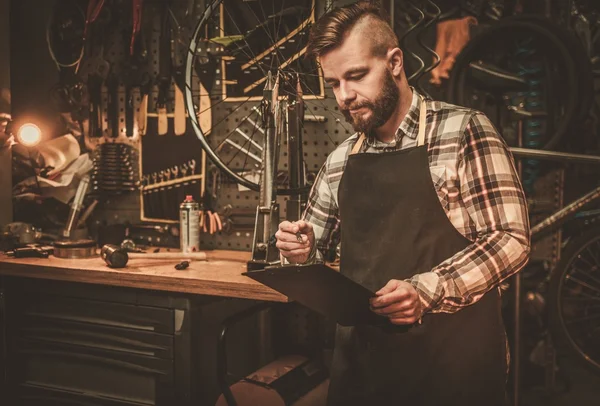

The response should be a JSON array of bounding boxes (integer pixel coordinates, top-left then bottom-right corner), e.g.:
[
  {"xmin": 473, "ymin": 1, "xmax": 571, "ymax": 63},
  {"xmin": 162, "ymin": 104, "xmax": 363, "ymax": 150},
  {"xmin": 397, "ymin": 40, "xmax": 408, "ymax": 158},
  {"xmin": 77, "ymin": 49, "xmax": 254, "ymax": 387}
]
[{"xmin": 180, "ymin": 195, "xmax": 200, "ymax": 253}]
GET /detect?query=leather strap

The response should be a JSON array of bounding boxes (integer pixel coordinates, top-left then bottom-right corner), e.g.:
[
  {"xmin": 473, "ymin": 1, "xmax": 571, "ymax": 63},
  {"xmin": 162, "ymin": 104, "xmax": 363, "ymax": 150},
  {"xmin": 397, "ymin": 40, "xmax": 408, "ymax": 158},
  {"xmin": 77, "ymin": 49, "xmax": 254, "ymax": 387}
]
[{"xmin": 416, "ymin": 96, "xmax": 427, "ymax": 147}]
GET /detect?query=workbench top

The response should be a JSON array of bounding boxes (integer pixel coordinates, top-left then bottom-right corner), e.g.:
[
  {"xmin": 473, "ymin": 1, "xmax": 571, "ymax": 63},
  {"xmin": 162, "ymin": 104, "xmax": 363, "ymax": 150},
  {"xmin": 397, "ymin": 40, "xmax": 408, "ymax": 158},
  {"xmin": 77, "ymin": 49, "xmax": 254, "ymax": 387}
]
[{"xmin": 0, "ymin": 250, "xmax": 288, "ymax": 302}]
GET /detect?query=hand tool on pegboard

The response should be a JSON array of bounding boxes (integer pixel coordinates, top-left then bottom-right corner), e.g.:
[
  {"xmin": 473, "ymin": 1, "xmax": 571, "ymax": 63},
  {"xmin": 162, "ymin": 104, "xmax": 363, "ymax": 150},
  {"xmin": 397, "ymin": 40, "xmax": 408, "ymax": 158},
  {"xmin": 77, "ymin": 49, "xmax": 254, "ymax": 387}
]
[
  {"xmin": 149, "ymin": 172, "xmax": 160, "ymax": 217},
  {"xmin": 91, "ymin": 143, "xmax": 140, "ymax": 195},
  {"xmin": 106, "ymin": 72, "xmax": 120, "ymax": 138},
  {"xmin": 84, "ymin": 2, "xmax": 111, "ymax": 139},
  {"xmin": 122, "ymin": 0, "xmax": 150, "ymax": 137},
  {"xmin": 169, "ymin": 4, "xmax": 187, "ymax": 136},
  {"xmin": 200, "ymin": 168, "xmax": 222, "ymax": 234},
  {"xmin": 156, "ymin": 0, "xmax": 172, "ymax": 136},
  {"xmin": 83, "ymin": 0, "xmax": 106, "ymax": 43},
  {"xmin": 137, "ymin": 0, "xmax": 158, "ymax": 136}
]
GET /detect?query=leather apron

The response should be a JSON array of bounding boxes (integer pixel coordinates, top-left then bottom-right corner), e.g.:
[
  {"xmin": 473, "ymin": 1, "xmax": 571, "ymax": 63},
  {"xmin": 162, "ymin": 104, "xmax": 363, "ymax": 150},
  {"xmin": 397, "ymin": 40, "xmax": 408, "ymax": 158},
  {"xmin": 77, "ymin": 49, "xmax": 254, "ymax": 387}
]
[{"xmin": 327, "ymin": 98, "xmax": 508, "ymax": 406}]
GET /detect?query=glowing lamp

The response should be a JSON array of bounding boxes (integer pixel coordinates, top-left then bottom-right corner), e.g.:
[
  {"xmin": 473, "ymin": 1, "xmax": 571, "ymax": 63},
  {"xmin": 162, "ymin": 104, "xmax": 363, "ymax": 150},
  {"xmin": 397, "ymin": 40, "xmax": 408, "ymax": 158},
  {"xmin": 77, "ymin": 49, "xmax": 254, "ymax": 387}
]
[{"xmin": 16, "ymin": 123, "xmax": 42, "ymax": 146}]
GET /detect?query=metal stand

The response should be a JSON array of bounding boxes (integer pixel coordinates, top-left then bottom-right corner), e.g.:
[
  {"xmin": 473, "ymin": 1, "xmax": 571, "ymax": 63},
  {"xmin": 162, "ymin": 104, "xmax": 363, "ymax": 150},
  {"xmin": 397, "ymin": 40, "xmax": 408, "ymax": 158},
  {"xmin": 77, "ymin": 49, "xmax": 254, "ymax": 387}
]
[
  {"xmin": 513, "ymin": 119, "xmax": 524, "ymax": 406},
  {"xmin": 285, "ymin": 74, "xmax": 305, "ymax": 222},
  {"xmin": 248, "ymin": 72, "xmax": 281, "ymax": 271}
]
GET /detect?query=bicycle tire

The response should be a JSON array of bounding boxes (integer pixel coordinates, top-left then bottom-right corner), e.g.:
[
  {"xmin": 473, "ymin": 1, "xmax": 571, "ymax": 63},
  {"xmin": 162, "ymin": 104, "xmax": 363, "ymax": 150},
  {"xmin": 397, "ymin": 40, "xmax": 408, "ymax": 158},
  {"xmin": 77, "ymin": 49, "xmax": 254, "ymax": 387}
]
[
  {"xmin": 184, "ymin": 0, "xmax": 349, "ymax": 194},
  {"xmin": 524, "ymin": 15, "xmax": 594, "ymax": 132},
  {"xmin": 547, "ymin": 226, "xmax": 600, "ymax": 375},
  {"xmin": 447, "ymin": 16, "xmax": 579, "ymax": 151}
]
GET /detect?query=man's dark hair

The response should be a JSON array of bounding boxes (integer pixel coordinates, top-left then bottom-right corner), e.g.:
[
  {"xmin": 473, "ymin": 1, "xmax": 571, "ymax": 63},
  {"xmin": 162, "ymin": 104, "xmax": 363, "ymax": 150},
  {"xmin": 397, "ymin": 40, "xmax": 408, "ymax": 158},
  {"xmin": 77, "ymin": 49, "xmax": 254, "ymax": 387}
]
[{"xmin": 306, "ymin": 0, "xmax": 398, "ymax": 60}]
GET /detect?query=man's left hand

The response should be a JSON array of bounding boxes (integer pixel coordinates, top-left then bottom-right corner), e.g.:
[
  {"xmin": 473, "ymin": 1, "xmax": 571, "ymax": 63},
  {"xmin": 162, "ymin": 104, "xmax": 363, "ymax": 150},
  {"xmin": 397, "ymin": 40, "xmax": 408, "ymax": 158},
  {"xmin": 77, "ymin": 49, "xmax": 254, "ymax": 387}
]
[{"xmin": 370, "ymin": 279, "xmax": 423, "ymax": 325}]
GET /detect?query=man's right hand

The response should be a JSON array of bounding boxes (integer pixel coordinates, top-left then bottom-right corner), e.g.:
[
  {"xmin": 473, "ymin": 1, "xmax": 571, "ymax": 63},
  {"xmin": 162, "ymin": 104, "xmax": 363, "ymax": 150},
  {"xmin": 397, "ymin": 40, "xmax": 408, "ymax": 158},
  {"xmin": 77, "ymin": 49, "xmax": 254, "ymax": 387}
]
[{"xmin": 275, "ymin": 220, "xmax": 315, "ymax": 264}]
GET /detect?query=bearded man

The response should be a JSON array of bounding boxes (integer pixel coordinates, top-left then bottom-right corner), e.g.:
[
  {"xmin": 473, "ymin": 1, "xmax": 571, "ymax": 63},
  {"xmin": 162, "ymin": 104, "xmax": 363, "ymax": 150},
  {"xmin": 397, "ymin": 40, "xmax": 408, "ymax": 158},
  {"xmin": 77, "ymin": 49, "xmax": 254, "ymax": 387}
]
[{"xmin": 275, "ymin": 1, "xmax": 530, "ymax": 405}]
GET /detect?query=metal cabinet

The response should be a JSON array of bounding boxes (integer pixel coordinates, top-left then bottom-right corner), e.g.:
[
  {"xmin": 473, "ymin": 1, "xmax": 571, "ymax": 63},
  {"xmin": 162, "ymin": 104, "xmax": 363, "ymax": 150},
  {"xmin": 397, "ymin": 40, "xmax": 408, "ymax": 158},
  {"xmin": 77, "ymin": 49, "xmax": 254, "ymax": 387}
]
[{"xmin": 1, "ymin": 277, "xmax": 264, "ymax": 406}]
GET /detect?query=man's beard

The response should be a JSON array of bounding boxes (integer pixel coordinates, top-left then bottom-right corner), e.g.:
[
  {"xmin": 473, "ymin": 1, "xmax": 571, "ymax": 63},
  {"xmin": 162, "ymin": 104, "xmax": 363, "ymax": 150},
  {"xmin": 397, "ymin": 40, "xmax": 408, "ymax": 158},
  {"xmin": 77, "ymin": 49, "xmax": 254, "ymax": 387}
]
[{"xmin": 341, "ymin": 70, "xmax": 400, "ymax": 134}]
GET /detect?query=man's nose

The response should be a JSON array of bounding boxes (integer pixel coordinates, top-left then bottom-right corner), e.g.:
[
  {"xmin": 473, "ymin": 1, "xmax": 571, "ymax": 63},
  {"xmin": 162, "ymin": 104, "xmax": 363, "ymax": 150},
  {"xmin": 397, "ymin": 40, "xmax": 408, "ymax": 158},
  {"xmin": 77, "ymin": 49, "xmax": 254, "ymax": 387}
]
[{"xmin": 338, "ymin": 82, "xmax": 356, "ymax": 105}]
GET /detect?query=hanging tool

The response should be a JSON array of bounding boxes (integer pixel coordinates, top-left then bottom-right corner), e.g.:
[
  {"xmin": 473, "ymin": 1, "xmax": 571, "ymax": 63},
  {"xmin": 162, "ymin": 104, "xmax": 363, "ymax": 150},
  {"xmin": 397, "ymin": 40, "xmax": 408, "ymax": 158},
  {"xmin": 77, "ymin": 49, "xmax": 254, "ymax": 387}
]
[
  {"xmin": 85, "ymin": 11, "xmax": 110, "ymax": 138},
  {"xmin": 83, "ymin": 0, "xmax": 106, "ymax": 43},
  {"xmin": 130, "ymin": 0, "xmax": 144, "ymax": 55},
  {"xmin": 201, "ymin": 169, "xmax": 223, "ymax": 234},
  {"xmin": 170, "ymin": 4, "xmax": 187, "ymax": 136},
  {"xmin": 106, "ymin": 73, "xmax": 120, "ymax": 138},
  {"xmin": 123, "ymin": 4, "xmax": 150, "ymax": 138},
  {"xmin": 137, "ymin": 1, "xmax": 154, "ymax": 136},
  {"xmin": 156, "ymin": 1, "xmax": 172, "ymax": 135}
]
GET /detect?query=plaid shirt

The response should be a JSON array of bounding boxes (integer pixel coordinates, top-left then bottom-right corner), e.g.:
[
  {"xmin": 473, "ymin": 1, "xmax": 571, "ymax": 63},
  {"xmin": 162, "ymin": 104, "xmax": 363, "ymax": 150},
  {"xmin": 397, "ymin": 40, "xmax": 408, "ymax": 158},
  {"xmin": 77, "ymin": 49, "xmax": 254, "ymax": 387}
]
[{"xmin": 302, "ymin": 89, "xmax": 531, "ymax": 314}]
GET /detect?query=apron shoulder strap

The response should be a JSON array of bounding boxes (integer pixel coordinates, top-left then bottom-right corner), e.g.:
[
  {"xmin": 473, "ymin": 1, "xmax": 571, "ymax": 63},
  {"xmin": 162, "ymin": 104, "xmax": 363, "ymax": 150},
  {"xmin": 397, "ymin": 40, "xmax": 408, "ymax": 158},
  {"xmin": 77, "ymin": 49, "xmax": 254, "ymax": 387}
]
[
  {"xmin": 416, "ymin": 96, "xmax": 427, "ymax": 147},
  {"xmin": 350, "ymin": 133, "xmax": 365, "ymax": 155}
]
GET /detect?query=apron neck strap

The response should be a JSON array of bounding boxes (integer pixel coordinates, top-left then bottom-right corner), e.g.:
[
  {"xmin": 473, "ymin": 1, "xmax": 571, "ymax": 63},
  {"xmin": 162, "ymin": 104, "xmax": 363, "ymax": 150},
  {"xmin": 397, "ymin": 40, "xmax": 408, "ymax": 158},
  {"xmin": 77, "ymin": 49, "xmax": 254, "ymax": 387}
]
[
  {"xmin": 351, "ymin": 133, "xmax": 365, "ymax": 155},
  {"xmin": 416, "ymin": 95, "xmax": 427, "ymax": 147},
  {"xmin": 350, "ymin": 96, "xmax": 428, "ymax": 155}
]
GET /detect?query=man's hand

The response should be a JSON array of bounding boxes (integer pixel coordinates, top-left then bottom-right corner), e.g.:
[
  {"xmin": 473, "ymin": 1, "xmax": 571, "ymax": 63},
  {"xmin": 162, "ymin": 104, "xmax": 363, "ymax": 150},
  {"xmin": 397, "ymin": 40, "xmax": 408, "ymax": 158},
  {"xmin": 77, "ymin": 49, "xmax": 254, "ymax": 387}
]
[
  {"xmin": 370, "ymin": 279, "xmax": 423, "ymax": 325},
  {"xmin": 275, "ymin": 220, "xmax": 315, "ymax": 264}
]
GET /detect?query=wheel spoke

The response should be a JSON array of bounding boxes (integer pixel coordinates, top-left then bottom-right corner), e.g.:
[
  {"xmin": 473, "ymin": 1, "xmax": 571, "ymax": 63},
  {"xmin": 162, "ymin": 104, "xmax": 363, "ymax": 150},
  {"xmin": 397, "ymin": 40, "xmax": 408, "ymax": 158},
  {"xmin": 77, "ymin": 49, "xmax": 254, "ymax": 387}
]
[
  {"xmin": 565, "ymin": 274, "xmax": 600, "ymax": 295},
  {"xmin": 186, "ymin": 0, "xmax": 347, "ymax": 193}
]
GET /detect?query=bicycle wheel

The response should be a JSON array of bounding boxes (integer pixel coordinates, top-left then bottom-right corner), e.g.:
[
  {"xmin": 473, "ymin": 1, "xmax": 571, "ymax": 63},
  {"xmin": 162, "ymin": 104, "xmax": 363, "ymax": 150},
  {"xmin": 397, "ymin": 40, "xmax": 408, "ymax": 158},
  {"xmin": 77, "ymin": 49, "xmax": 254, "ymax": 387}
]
[
  {"xmin": 184, "ymin": 0, "xmax": 352, "ymax": 193},
  {"xmin": 447, "ymin": 16, "xmax": 583, "ymax": 151},
  {"xmin": 548, "ymin": 227, "xmax": 600, "ymax": 375}
]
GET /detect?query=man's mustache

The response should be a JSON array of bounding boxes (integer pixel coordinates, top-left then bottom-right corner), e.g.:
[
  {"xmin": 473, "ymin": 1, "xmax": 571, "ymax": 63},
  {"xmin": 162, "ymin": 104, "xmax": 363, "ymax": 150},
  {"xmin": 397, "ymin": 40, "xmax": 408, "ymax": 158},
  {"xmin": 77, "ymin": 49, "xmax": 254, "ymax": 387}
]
[{"xmin": 341, "ymin": 102, "xmax": 374, "ymax": 112}]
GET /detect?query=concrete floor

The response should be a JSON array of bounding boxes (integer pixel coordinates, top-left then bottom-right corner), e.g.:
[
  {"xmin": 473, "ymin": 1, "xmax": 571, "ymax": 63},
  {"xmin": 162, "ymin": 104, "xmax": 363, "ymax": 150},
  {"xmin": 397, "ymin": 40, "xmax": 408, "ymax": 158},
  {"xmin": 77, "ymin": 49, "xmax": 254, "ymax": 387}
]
[{"xmin": 520, "ymin": 355, "xmax": 600, "ymax": 406}]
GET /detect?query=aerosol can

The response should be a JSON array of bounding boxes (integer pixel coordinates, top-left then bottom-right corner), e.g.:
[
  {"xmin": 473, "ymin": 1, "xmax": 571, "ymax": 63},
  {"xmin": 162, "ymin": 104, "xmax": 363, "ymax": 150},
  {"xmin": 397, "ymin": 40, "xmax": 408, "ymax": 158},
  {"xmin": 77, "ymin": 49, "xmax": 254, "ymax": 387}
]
[{"xmin": 180, "ymin": 195, "xmax": 200, "ymax": 253}]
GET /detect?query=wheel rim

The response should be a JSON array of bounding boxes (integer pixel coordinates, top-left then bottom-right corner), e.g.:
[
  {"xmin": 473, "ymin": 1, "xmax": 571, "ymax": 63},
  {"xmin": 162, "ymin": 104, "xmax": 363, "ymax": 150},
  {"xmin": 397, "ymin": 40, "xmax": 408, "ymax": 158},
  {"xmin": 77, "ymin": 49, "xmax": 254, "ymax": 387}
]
[
  {"xmin": 447, "ymin": 18, "xmax": 580, "ymax": 151},
  {"xmin": 557, "ymin": 233, "xmax": 600, "ymax": 370},
  {"xmin": 184, "ymin": 0, "xmax": 353, "ymax": 194}
]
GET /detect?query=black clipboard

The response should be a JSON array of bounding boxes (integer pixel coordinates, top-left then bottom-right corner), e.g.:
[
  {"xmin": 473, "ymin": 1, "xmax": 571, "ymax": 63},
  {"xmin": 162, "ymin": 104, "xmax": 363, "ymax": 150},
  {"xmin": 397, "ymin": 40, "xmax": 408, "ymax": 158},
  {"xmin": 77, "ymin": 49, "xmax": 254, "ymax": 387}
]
[{"xmin": 243, "ymin": 263, "xmax": 387, "ymax": 326}]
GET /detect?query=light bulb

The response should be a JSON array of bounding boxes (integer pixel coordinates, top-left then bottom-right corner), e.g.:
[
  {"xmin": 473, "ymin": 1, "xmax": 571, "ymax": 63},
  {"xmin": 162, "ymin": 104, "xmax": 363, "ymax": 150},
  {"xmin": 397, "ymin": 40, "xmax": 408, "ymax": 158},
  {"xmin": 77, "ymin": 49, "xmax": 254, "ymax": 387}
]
[{"xmin": 17, "ymin": 123, "xmax": 42, "ymax": 146}]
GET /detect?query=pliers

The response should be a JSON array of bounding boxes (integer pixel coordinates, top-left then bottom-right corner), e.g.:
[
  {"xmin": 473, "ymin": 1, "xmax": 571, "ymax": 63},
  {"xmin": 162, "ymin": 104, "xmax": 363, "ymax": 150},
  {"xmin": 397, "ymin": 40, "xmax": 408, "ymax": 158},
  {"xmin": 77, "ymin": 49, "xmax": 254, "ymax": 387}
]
[
  {"xmin": 130, "ymin": 0, "xmax": 144, "ymax": 55},
  {"xmin": 84, "ymin": 0, "xmax": 106, "ymax": 42}
]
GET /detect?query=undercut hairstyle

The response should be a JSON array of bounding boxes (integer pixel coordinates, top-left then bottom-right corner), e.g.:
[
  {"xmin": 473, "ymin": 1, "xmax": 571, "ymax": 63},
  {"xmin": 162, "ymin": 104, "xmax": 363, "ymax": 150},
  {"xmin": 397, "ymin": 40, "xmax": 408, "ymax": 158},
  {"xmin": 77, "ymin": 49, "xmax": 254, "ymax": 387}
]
[{"xmin": 306, "ymin": 0, "xmax": 399, "ymax": 60}]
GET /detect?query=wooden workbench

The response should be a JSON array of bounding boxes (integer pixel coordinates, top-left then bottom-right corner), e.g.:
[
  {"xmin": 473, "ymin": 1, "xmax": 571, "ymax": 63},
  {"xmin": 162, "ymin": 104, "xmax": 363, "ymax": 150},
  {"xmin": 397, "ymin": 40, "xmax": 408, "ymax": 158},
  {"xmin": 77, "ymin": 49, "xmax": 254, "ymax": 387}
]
[
  {"xmin": 0, "ymin": 250, "xmax": 288, "ymax": 302},
  {"xmin": 0, "ymin": 250, "xmax": 296, "ymax": 405}
]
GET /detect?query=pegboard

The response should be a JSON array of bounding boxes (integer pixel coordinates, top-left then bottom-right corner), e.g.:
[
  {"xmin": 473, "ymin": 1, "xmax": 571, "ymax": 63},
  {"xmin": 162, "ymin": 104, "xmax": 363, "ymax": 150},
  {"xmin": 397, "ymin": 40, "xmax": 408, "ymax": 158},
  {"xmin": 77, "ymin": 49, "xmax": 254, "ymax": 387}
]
[
  {"xmin": 199, "ymin": 88, "xmax": 351, "ymax": 251},
  {"xmin": 72, "ymin": 0, "xmax": 209, "ymax": 226},
  {"xmin": 137, "ymin": 0, "xmax": 208, "ymax": 223},
  {"xmin": 185, "ymin": 0, "xmax": 352, "ymax": 251}
]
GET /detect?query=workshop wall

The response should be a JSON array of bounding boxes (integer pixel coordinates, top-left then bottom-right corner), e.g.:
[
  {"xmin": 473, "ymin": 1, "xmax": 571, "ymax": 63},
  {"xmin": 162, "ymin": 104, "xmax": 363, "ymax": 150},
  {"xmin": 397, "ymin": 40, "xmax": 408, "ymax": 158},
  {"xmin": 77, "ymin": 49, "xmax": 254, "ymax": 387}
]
[{"xmin": 0, "ymin": 0, "xmax": 11, "ymax": 229}]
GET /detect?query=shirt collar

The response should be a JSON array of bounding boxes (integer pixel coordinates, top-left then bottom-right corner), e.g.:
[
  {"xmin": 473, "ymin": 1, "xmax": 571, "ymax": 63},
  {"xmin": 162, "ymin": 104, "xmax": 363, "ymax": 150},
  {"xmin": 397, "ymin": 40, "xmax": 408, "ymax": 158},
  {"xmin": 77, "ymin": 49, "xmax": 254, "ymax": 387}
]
[{"xmin": 365, "ymin": 87, "xmax": 423, "ymax": 148}]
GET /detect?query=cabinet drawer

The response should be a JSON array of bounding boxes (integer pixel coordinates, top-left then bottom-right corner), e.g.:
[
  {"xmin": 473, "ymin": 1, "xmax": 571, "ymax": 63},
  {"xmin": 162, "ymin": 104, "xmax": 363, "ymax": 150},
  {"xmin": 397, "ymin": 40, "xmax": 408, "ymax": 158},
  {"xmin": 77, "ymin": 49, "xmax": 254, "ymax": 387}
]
[
  {"xmin": 19, "ymin": 316, "xmax": 174, "ymax": 359},
  {"xmin": 18, "ymin": 383, "xmax": 150, "ymax": 406},
  {"xmin": 17, "ymin": 295, "xmax": 175, "ymax": 334},
  {"xmin": 13, "ymin": 338, "xmax": 174, "ymax": 405}
]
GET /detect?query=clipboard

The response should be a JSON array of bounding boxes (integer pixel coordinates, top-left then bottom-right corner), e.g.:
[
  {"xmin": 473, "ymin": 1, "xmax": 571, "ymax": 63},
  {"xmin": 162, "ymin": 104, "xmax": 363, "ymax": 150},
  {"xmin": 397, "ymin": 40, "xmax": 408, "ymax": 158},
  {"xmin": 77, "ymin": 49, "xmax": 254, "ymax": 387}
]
[{"xmin": 243, "ymin": 263, "xmax": 387, "ymax": 326}]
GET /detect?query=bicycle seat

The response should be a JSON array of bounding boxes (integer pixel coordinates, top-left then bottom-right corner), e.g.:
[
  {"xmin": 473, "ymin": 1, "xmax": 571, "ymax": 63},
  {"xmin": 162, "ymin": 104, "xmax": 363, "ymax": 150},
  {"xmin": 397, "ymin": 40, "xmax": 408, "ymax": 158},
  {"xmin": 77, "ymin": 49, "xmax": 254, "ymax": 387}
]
[{"xmin": 467, "ymin": 61, "xmax": 529, "ymax": 93}]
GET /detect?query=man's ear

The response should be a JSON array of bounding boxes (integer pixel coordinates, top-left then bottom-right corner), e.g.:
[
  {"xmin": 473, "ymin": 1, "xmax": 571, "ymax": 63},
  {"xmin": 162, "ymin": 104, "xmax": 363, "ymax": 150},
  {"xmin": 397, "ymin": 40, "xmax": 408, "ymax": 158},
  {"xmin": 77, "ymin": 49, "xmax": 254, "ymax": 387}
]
[{"xmin": 388, "ymin": 48, "xmax": 404, "ymax": 77}]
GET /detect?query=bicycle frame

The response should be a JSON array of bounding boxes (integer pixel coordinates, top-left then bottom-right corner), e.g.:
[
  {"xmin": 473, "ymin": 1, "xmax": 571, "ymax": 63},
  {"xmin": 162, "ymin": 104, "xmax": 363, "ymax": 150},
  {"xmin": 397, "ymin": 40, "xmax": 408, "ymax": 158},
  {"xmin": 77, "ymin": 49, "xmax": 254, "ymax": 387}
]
[{"xmin": 510, "ymin": 147, "xmax": 600, "ymax": 242}]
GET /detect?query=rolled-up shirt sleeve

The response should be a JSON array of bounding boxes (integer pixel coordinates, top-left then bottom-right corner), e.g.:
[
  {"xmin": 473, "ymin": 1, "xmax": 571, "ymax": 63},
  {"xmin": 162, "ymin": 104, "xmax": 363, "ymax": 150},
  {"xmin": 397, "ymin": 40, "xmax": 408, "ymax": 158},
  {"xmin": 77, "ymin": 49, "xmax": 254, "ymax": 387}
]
[{"xmin": 409, "ymin": 112, "xmax": 531, "ymax": 313}]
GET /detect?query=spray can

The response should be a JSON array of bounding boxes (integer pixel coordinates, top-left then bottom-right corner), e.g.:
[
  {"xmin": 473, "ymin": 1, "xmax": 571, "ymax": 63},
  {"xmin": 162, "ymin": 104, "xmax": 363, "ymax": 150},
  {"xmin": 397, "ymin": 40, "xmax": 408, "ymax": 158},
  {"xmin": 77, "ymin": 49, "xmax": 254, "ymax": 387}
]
[{"xmin": 180, "ymin": 195, "xmax": 200, "ymax": 253}]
